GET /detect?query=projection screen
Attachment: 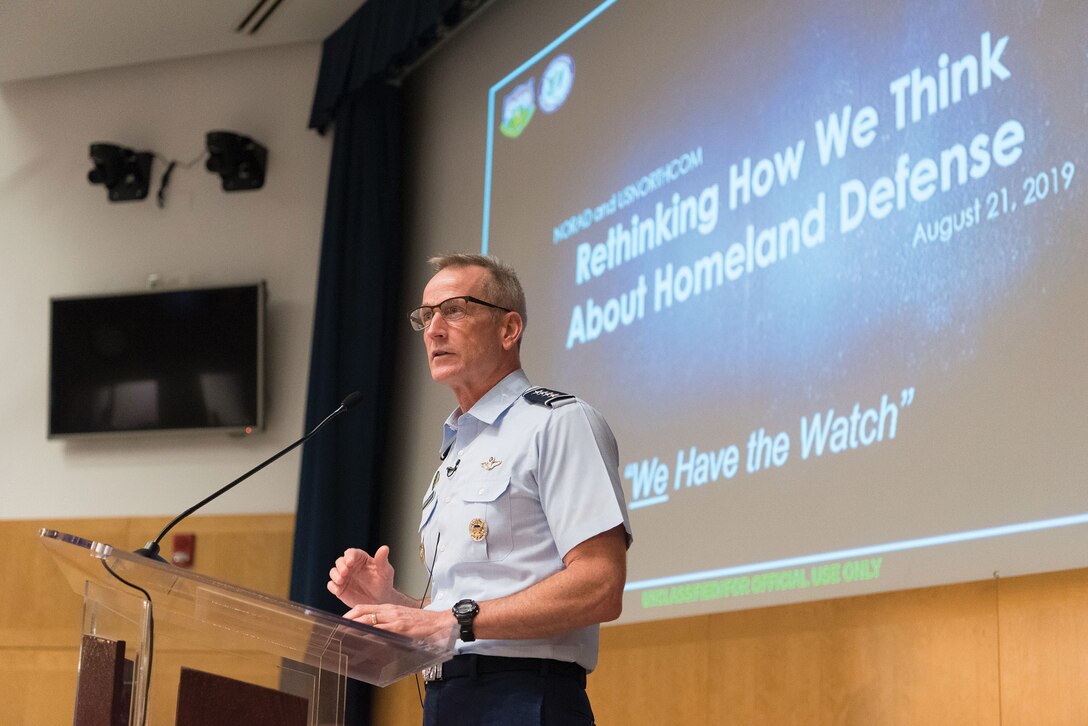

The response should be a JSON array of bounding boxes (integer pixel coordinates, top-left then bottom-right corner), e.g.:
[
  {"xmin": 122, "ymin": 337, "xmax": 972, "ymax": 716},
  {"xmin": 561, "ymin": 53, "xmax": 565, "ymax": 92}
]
[{"xmin": 475, "ymin": 0, "xmax": 1088, "ymax": 622}]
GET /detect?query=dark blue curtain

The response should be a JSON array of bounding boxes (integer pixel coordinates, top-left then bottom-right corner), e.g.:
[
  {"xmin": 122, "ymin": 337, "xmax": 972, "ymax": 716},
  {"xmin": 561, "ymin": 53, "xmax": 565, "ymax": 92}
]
[
  {"xmin": 290, "ymin": 78, "xmax": 403, "ymax": 726},
  {"xmin": 290, "ymin": 1, "xmax": 465, "ymax": 723}
]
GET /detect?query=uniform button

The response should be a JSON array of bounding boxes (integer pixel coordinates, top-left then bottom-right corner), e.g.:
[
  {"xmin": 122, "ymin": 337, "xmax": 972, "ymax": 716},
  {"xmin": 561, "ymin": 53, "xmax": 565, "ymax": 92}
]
[
  {"xmin": 458, "ymin": 450, "xmax": 464, "ymax": 457},
  {"xmin": 439, "ymin": 544, "xmax": 447, "ymax": 553},
  {"xmin": 478, "ymin": 488, "xmax": 485, "ymax": 495},
  {"xmin": 444, "ymin": 496, "xmax": 452, "ymax": 503},
  {"xmin": 434, "ymin": 592, "xmax": 443, "ymax": 600}
]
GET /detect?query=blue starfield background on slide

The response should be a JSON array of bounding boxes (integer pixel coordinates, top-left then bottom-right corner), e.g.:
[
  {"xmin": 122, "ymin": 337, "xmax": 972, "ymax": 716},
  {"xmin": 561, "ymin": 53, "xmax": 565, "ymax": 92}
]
[{"xmin": 481, "ymin": 0, "xmax": 1088, "ymax": 621}]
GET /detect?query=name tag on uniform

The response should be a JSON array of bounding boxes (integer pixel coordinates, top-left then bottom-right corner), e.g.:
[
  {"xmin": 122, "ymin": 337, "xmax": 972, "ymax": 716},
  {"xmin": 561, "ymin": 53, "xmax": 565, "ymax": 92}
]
[
  {"xmin": 419, "ymin": 468, "xmax": 440, "ymax": 531},
  {"xmin": 421, "ymin": 468, "xmax": 439, "ymax": 510}
]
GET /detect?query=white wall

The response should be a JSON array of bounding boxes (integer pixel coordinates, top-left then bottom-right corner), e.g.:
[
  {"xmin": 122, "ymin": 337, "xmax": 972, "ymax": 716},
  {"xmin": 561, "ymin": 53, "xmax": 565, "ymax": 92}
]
[{"xmin": 0, "ymin": 42, "xmax": 330, "ymax": 520}]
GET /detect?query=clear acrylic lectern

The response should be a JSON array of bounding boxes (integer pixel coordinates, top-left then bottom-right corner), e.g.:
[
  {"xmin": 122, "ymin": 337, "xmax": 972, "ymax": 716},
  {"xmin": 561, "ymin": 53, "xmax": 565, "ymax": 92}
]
[{"xmin": 41, "ymin": 529, "xmax": 455, "ymax": 726}]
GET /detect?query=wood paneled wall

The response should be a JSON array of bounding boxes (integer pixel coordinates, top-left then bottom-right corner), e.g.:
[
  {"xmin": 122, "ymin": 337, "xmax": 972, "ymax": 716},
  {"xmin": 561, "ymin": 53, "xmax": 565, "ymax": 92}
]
[
  {"xmin": 3, "ymin": 517, "xmax": 1085, "ymax": 724},
  {"xmin": 376, "ymin": 569, "xmax": 1088, "ymax": 726},
  {"xmin": 0, "ymin": 515, "xmax": 294, "ymax": 725}
]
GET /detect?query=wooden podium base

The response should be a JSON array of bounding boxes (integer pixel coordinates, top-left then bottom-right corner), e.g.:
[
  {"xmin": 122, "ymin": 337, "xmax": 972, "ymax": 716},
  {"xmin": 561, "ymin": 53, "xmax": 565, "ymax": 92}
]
[{"xmin": 175, "ymin": 668, "xmax": 309, "ymax": 726}]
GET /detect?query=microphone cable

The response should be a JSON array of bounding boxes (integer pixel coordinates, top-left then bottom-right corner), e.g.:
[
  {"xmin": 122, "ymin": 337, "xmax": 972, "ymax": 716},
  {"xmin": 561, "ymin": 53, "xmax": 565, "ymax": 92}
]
[
  {"xmin": 415, "ymin": 531, "xmax": 442, "ymax": 709},
  {"xmin": 101, "ymin": 559, "xmax": 155, "ymax": 726}
]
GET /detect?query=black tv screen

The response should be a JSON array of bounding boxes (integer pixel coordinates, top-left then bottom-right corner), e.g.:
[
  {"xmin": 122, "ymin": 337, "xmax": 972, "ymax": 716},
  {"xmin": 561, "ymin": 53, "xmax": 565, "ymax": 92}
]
[{"xmin": 49, "ymin": 283, "xmax": 265, "ymax": 437}]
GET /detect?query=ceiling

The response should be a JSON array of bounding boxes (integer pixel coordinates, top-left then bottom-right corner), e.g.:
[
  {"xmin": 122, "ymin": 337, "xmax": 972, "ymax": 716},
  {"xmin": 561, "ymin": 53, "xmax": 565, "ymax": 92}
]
[{"xmin": 0, "ymin": 0, "xmax": 367, "ymax": 83}]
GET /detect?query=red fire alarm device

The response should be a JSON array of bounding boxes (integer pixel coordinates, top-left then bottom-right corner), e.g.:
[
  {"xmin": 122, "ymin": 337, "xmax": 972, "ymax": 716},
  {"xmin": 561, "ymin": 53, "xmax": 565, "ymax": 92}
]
[{"xmin": 171, "ymin": 533, "xmax": 196, "ymax": 568}]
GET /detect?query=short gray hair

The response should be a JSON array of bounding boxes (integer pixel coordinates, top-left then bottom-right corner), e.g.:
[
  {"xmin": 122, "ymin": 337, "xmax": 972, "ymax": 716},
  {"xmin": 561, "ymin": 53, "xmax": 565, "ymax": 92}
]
[{"xmin": 428, "ymin": 253, "xmax": 527, "ymax": 329}]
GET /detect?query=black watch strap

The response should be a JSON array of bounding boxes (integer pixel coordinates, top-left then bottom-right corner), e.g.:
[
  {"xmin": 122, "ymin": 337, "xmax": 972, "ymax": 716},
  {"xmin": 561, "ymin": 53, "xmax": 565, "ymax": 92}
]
[{"xmin": 452, "ymin": 599, "xmax": 479, "ymax": 642}]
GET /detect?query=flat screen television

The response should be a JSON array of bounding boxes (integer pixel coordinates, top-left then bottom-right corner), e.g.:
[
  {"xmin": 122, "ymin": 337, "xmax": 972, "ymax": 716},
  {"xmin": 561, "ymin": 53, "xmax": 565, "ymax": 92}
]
[{"xmin": 48, "ymin": 282, "xmax": 266, "ymax": 438}]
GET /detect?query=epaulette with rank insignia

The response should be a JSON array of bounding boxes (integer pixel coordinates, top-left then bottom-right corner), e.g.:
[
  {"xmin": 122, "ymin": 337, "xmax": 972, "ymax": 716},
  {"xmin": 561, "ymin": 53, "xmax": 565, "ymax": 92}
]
[{"xmin": 523, "ymin": 386, "xmax": 575, "ymax": 408}]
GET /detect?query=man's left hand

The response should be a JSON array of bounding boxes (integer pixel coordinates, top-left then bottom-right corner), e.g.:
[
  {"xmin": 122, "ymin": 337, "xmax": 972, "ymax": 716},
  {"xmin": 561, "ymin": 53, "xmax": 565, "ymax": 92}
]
[{"xmin": 345, "ymin": 603, "xmax": 457, "ymax": 645}]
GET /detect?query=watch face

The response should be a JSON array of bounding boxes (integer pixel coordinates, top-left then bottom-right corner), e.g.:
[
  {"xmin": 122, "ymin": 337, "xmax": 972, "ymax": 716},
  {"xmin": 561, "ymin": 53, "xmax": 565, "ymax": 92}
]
[{"xmin": 454, "ymin": 599, "xmax": 479, "ymax": 617}]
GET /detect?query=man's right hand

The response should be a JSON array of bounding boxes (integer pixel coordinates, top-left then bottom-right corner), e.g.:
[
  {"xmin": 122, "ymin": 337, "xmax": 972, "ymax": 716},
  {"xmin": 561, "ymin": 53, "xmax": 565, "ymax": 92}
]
[{"xmin": 327, "ymin": 545, "xmax": 396, "ymax": 608}]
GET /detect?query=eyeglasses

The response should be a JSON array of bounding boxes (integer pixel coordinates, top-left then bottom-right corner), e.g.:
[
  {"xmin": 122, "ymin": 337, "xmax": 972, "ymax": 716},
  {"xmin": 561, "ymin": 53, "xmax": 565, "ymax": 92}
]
[{"xmin": 408, "ymin": 295, "xmax": 512, "ymax": 331}]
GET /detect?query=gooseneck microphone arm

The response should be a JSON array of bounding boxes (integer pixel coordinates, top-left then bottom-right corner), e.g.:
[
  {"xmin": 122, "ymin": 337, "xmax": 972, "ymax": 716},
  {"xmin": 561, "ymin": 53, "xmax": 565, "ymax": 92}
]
[{"xmin": 134, "ymin": 391, "xmax": 363, "ymax": 561}]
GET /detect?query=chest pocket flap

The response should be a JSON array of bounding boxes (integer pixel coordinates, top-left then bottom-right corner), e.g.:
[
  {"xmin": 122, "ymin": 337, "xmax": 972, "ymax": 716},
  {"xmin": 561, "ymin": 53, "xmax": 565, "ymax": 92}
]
[{"xmin": 458, "ymin": 470, "xmax": 513, "ymax": 562}]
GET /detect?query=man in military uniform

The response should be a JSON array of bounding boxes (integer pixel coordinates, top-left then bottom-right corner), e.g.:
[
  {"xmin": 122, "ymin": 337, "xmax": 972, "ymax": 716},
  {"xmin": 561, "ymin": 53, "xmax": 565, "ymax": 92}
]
[{"xmin": 328, "ymin": 253, "xmax": 631, "ymax": 725}]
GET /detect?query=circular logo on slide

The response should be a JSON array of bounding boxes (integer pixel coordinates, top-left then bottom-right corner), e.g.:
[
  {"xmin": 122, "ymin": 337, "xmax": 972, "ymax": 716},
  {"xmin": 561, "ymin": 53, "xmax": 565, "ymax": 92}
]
[{"xmin": 538, "ymin": 54, "xmax": 575, "ymax": 113}]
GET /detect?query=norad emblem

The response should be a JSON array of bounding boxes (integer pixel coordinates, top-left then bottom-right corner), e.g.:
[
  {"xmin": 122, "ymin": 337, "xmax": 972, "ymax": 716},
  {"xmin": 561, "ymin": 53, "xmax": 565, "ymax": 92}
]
[
  {"xmin": 538, "ymin": 54, "xmax": 575, "ymax": 113},
  {"xmin": 500, "ymin": 78, "xmax": 535, "ymax": 138}
]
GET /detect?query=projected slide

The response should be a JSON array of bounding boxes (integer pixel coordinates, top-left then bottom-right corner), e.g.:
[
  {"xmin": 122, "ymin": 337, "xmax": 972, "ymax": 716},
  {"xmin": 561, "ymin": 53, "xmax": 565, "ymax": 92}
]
[{"xmin": 482, "ymin": 0, "xmax": 1088, "ymax": 621}]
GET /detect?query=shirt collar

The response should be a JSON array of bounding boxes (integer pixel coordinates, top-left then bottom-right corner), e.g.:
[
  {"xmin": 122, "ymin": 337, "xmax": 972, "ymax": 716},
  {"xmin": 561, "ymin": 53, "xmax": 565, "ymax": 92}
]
[{"xmin": 439, "ymin": 369, "xmax": 531, "ymax": 456}]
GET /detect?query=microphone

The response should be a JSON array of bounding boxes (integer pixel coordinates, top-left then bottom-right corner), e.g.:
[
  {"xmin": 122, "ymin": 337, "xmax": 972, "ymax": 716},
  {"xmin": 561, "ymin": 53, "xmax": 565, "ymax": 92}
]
[{"xmin": 134, "ymin": 391, "xmax": 364, "ymax": 561}]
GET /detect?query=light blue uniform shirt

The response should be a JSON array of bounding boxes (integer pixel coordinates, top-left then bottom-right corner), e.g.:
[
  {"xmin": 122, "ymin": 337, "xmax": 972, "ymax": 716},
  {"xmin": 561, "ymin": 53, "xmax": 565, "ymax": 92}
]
[{"xmin": 418, "ymin": 369, "xmax": 632, "ymax": 671}]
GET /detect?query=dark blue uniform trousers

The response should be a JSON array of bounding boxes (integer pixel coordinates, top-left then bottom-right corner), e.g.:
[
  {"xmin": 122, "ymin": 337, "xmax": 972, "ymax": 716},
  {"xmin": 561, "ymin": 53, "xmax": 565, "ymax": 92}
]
[{"xmin": 423, "ymin": 657, "xmax": 595, "ymax": 726}]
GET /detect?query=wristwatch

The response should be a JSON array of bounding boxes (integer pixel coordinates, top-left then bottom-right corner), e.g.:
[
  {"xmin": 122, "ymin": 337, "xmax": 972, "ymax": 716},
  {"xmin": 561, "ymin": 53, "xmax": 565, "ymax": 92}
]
[{"xmin": 452, "ymin": 599, "xmax": 480, "ymax": 642}]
